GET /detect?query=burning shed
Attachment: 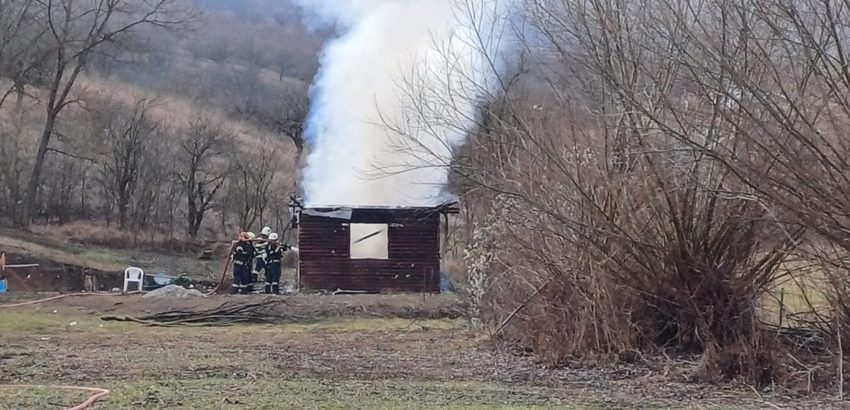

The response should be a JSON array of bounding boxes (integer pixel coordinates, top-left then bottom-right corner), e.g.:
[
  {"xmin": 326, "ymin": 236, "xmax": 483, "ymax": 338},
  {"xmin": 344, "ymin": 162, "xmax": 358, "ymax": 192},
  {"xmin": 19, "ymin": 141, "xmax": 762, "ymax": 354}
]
[{"xmin": 297, "ymin": 202, "xmax": 458, "ymax": 293}]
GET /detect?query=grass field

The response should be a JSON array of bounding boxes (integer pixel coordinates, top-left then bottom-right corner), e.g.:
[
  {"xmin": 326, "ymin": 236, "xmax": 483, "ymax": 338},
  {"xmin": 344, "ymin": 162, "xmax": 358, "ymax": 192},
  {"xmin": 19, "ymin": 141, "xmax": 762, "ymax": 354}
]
[
  {"xmin": 761, "ymin": 259, "xmax": 834, "ymax": 327},
  {"xmin": 0, "ymin": 379, "xmax": 570, "ymax": 410},
  {"xmin": 0, "ymin": 294, "xmax": 844, "ymax": 409},
  {"xmin": 0, "ymin": 302, "xmax": 574, "ymax": 409}
]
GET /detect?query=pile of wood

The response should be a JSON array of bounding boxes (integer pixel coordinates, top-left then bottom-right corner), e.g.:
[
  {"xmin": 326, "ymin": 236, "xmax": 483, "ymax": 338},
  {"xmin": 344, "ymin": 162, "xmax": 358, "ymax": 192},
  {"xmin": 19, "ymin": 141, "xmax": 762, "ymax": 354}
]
[{"xmin": 101, "ymin": 299, "xmax": 304, "ymax": 327}]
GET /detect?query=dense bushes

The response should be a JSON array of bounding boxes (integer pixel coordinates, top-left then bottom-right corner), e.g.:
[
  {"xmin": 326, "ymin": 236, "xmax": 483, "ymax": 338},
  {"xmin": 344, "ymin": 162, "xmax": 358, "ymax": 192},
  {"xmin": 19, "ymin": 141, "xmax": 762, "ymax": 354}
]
[{"xmin": 438, "ymin": 0, "xmax": 850, "ymax": 390}]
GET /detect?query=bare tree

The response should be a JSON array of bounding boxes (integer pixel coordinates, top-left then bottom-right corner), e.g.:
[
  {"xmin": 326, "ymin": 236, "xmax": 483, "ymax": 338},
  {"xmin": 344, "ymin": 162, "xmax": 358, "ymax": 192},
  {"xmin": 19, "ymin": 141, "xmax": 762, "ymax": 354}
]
[
  {"xmin": 274, "ymin": 92, "xmax": 308, "ymax": 163},
  {"xmin": 235, "ymin": 82, "xmax": 309, "ymax": 163},
  {"xmin": 130, "ymin": 132, "xmax": 174, "ymax": 231},
  {"xmin": 0, "ymin": 0, "xmax": 49, "ymax": 111},
  {"xmin": 175, "ymin": 118, "xmax": 229, "ymax": 238},
  {"xmin": 0, "ymin": 125, "xmax": 28, "ymax": 223},
  {"xmin": 226, "ymin": 138, "xmax": 279, "ymax": 230},
  {"xmin": 94, "ymin": 98, "xmax": 158, "ymax": 229},
  {"xmin": 22, "ymin": 0, "xmax": 190, "ymax": 224}
]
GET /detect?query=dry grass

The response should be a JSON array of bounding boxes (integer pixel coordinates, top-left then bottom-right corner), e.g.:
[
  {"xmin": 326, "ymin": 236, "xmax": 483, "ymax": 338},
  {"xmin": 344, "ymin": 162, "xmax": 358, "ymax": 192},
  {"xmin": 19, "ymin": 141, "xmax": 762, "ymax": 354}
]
[
  {"xmin": 762, "ymin": 259, "xmax": 831, "ymax": 326},
  {"xmin": 1, "ymin": 74, "xmax": 297, "ymax": 183},
  {"xmin": 29, "ymin": 222, "xmax": 201, "ymax": 252},
  {"xmin": 0, "ymin": 228, "xmax": 223, "ymax": 279},
  {"xmin": 0, "ymin": 303, "xmax": 810, "ymax": 409},
  {"xmin": 0, "ymin": 307, "xmax": 575, "ymax": 409},
  {"xmin": 78, "ymin": 74, "xmax": 297, "ymax": 169},
  {"xmin": 0, "ymin": 231, "xmax": 126, "ymax": 272}
]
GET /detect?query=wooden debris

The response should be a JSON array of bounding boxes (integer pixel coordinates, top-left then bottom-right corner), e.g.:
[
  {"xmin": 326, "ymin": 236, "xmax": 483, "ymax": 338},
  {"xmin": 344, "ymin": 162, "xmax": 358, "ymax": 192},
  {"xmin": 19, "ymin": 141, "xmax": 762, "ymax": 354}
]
[{"xmin": 101, "ymin": 299, "xmax": 307, "ymax": 327}]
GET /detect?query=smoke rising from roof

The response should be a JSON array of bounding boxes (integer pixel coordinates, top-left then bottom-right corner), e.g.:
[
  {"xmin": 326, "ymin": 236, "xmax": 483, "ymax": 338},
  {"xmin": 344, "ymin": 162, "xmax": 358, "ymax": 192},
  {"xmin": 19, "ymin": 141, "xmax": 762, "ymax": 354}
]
[{"xmin": 295, "ymin": 0, "xmax": 518, "ymax": 206}]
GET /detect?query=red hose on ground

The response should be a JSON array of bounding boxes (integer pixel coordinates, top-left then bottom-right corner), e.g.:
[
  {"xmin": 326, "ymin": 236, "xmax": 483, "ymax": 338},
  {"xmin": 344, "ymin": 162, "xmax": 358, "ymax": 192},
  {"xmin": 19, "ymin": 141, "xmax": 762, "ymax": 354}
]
[
  {"xmin": 208, "ymin": 253, "xmax": 232, "ymax": 295},
  {"xmin": 209, "ymin": 242, "xmax": 236, "ymax": 295},
  {"xmin": 0, "ymin": 385, "xmax": 109, "ymax": 409},
  {"xmin": 0, "ymin": 291, "xmax": 144, "ymax": 309},
  {"xmin": 0, "ymin": 293, "xmax": 78, "ymax": 309}
]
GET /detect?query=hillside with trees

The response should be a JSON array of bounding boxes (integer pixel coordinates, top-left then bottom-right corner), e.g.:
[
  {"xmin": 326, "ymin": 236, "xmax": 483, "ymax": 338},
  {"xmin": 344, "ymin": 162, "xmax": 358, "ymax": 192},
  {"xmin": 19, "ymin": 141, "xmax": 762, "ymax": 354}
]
[{"xmin": 0, "ymin": 0, "xmax": 325, "ymax": 239}]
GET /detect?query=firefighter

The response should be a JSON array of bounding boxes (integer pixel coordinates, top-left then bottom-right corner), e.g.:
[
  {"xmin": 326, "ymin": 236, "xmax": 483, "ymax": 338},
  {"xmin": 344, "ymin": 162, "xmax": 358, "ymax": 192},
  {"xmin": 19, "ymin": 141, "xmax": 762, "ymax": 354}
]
[
  {"xmin": 243, "ymin": 231, "xmax": 258, "ymax": 293},
  {"xmin": 265, "ymin": 232, "xmax": 284, "ymax": 294},
  {"xmin": 231, "ymin": 232, "xmax": 255, "ymax": 294},
  {"xmin": 252, "ymin": 226, "xmax": 271, "ymax": 293}
]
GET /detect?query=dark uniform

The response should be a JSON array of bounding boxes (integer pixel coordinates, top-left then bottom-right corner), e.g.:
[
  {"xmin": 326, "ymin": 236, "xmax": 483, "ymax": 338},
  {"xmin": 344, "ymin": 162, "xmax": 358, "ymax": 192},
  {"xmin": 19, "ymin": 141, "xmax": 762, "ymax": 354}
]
[
  {"xmin": 252, "ymin": 238, "xmax": 268, "ymax": 293},
  {"xmin": 265, "ymin": 243, "xmax": 284, "ymax": 294},
  {"xmin": 232, "ymin": 240, "xmax": 255, "ymax": 294}
]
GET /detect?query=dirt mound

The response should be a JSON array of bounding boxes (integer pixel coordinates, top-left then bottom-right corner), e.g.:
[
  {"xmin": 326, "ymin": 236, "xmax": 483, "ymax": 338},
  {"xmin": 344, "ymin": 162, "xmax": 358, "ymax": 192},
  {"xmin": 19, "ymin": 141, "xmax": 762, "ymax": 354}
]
[{"xmin": 142, "ymin": 285, "xmax": 206, "ymax": 299}]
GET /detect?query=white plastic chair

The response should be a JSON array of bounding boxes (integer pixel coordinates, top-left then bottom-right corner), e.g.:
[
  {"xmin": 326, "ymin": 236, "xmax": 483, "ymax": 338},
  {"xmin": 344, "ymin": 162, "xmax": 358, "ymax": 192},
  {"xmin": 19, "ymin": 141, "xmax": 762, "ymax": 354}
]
[{"xmin": 123, "ymin": 267, "xmax": 145, "ymax": 292}]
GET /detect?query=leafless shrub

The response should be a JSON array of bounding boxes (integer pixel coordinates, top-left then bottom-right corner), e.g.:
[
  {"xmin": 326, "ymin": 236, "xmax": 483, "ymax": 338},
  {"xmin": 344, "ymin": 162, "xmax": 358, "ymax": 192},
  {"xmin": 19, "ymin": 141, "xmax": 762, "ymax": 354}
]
[
  {"xmin": 535, "ymin": 0, "xmax": 850, "ymax": 388},
  {"xmin": 383, "ymin": 0, "xmax": 816, "ymax": 386}
]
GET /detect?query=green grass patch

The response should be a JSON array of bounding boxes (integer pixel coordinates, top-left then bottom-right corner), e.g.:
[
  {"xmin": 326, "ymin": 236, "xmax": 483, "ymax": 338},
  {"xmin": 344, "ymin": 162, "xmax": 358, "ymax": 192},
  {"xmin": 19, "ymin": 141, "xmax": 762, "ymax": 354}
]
[
  {"xmin": 285, "ymin": 318, "xmax": 464, "ymax": 333},
  {"xmin": 102, "ymin": 378, "xmax": 578, "ymax": 410},
  {"xmin": 0, "ymin": 385, "xmax": 93, "ymax": 410},
  {"xmin": 0, "ymin": 308, "xmax": 462, "ymax": 338},
  {"xmin": 0, "ymin": 227, "xmax": 82, "ymax": 255},
  {"xmin": 78, "ymin": 249, "xmax": 125, "ymax": 265},
  {"xmin": 0, "ymin": 308, "xmax": 136, "ymax": 336}
]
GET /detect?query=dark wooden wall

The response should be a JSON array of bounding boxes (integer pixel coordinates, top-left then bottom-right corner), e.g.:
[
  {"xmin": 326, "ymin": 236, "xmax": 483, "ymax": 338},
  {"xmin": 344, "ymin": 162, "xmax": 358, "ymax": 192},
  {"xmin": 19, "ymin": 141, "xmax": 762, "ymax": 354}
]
[{"xmin": 298, "ymin": 208, "xmax": 441, "ymax": 293}]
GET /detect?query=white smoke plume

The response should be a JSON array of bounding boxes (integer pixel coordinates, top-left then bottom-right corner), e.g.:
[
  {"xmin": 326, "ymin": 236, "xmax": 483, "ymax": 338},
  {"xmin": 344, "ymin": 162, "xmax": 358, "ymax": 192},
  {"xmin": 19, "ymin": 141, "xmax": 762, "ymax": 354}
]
[{"xmin": 295, "ymin": 0, "xmax": 518, "ymax": 207}]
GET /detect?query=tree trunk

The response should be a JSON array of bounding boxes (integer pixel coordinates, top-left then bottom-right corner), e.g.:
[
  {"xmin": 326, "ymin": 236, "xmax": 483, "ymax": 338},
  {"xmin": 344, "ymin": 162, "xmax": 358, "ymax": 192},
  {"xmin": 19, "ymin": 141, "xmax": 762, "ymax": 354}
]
[
  {"xmin": 80, "ymin": 171, "xmax": 87, "ymax": 219},
  {"xmin": 14, "ymin": 83, "xmax": 24, "ymax": 112},
  {"xmin": 191, "ymin": 213, "xmax": 203, "ymax": 238},
  {"xmin": 118, "ymin": 188, "xmax": 130, "ymax": 229},
  {"xmin": 187, "ymin": 195, "xmax": 198, "ymax": 238},
  {"xmin": 23, "ymin": 112, "xmax": 56, "ymax": 225},
  {"xmin": 295, "ymin": 143, "xmax": 304, "ymax": 165}
]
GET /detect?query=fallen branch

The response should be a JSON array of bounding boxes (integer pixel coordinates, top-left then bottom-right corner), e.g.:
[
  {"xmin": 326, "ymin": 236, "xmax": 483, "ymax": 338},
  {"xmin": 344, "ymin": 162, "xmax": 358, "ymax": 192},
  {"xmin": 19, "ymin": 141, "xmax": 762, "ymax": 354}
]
[{"xmin": 101, "ymin": 299, "xmax": 307, "ymax": 326}]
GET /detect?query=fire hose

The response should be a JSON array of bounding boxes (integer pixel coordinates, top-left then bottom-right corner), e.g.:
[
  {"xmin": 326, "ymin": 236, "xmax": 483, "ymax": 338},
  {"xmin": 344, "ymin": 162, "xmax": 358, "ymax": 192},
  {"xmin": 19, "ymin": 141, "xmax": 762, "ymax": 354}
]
[
  {"xmin": 0, "ymin": 293, "xmax": 112, "ymax": 409},
  {"xmin": 0, "ymin": 291, "xmax": 146, "ymax": 309},
  {"xmin": 0, "ymin": 385, "xmax": 109, "ymax": 409},
  {"xmin": 209, "ymin": 241, "xmax": 237, "ymax": 295}
]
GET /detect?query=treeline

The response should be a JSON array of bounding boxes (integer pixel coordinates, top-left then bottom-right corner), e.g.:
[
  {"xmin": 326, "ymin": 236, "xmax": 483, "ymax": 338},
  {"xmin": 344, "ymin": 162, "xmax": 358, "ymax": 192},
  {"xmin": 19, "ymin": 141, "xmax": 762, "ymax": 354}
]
[{"xmin": 0, "ymin": 0, "xmax": 322, "ymax": 239}]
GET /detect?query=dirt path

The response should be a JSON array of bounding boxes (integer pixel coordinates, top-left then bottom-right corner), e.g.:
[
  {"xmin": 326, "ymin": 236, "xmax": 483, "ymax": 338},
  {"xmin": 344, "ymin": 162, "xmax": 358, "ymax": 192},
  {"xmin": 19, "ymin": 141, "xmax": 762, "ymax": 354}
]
[{"xmin": 0, "ymin": 294, "xmax": 844, "ymax": 409}]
